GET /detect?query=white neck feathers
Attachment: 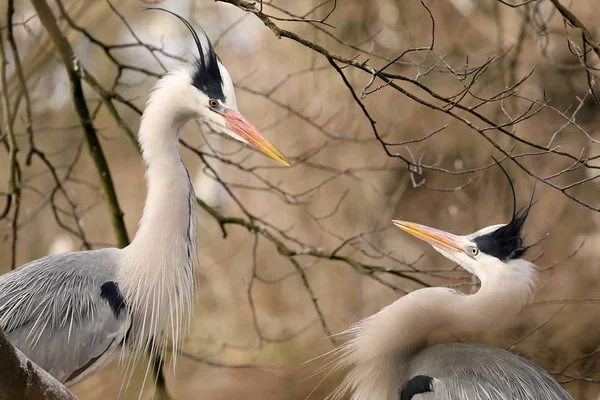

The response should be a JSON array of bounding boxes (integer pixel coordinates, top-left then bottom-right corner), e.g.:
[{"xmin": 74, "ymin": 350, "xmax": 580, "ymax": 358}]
[
  {"xmin": 119, "ymin": 68, "xmax": 198, "ymax": 368},
  {"xmin": 329, "ymin": 259, "xmax": 536, "ymax": 400}
]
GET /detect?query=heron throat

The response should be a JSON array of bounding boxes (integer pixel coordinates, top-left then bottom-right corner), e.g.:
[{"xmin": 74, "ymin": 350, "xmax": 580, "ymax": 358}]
[{"xmin": 119, "ymin": 72, "xmax": 199, "ymax": 370}]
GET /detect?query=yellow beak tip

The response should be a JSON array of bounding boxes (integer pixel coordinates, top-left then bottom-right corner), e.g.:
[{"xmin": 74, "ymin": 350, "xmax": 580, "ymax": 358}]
[
  {"xmin": 270, "ymin": 155, "xmax": 290, "ymax": 167},
  {"xmin": 261, "ymin": 145, "xmax": 290, "ymax": 167}
]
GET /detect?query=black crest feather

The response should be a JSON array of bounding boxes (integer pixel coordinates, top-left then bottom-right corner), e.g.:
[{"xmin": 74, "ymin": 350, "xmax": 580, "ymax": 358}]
[
  {"xmin": 472, "ymin": 159, "xmax": 548, "ymax": 261},
  {"xmin": 144, "ymin": 8, "xmax": 226, "ymax": 101}
]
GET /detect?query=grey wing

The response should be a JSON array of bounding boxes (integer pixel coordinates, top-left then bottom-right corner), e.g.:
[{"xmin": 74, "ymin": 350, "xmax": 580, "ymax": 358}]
[
  {"xmin": 0, "ymin": 248, "xmax": 130, "ymax": 385},
  {"xmin": 403, "ymin": 342, "xmax": 572, "ymax": 400}
]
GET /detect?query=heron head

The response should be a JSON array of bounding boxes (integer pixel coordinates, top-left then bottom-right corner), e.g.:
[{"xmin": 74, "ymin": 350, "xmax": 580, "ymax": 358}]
[
  {"xmin": 391, "ymin": 216, "xmax": 544, "ymax": 276},
  {"xmin": 146, "ymin": 8, "xmax": 290, "ymax": 166},
  {"xmin": 392, "ymin": 164, "xmax": 547, "ymax": 276}
]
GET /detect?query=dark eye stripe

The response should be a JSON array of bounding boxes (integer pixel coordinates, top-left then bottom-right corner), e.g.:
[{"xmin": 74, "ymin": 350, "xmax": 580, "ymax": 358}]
[{"xmin": 472, "ymin": 214, "xmax": 527, "ymax": 261}]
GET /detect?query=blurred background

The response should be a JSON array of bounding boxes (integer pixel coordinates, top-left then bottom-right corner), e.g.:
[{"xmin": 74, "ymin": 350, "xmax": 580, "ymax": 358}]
[{"xmin": 1, "ymin": 0, "xmax": 600, "ymax": 398}]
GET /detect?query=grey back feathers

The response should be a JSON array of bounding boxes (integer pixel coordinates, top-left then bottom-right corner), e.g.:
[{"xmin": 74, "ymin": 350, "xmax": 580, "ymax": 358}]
[
  {"xmin": 145, "ymin": 7, "xmax": 226, "ymax": 102},
  {"xmin": 0, "ymin": 249, "xmax": 129, "ymax": 384},
  {"xmin": 403, "ymin": 343, "xmax": 572, "ymax": 399}
]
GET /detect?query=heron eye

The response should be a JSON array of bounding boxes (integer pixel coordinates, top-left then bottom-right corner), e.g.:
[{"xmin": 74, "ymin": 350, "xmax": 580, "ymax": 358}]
[
  {"xmin": 209, "ymin": 99, "xmax": 219, "ymax": 108},
  {"xmin": 470, "ymin": 247, "xmax": 479, "ymax": 256}
]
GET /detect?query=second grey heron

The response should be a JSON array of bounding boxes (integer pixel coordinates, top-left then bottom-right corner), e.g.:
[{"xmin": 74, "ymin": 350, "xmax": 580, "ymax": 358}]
[
  {"xmin": 0, "ymin": 9, "xmax": 289, "ymax": 386},
  {"xmin": 329, "ymin": 169, "xmax": 571, "ymax": 400}
]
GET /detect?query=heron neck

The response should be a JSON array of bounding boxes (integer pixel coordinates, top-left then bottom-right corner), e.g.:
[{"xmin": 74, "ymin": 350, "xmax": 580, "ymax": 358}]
[
  {"xmin": 453, "ymin": 259, "xmax": 535, "ymax": 334},
  {"xmin": 334, "ymin": 260, "xmax": 536, "ymax": 400},
  {"xmin": 129, "ymin": 96, "xmax": 197, "ymax": 260},
  {"xmin": 119, "ymin": 80, "xmax": 198, "ymax": 359}
]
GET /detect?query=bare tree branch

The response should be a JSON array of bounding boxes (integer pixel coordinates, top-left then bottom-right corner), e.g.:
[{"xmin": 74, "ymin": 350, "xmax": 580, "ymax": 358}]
[
  {"xmin": 0, "ymin": 327, "xmax": 78, "ymax": 400},
  {"xmin": 29, "ymin": 0, "xmax": 129, "ymax": 247}
]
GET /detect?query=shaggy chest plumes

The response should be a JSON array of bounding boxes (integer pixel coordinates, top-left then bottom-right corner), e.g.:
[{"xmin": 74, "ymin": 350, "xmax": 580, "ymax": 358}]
[
  {"xmin": 118, "ymin": 179, "xmax": 197, "ymax": 369},
  {"xmin": 116, "ymin": 71, "xmax": 200, "ymax": 373},
  {"xmin": 329, "ymin": 261, "xmax": 536, "ymax": 400}
]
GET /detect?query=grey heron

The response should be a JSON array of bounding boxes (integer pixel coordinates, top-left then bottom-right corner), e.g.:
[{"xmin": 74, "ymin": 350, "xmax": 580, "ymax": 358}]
[
  {"xmin": 329, "ymin": 169, "xmax": 572, "ymax": 400},
  {"xmin": 0, "ymin": 8, "xmax": 289, "ymax": 387}
]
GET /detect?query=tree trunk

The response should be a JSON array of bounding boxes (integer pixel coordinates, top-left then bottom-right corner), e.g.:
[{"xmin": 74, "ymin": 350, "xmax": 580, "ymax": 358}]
[{"xmin": 0, "ymin": 327, "xmax": 78, "ymax": 400}]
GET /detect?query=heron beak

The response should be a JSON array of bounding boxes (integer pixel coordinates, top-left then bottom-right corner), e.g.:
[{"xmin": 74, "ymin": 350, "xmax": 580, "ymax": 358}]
[
  {"xmin": 392, "ymin": 220, "xmax": 464, "ymax": 253},
  {"xmin": 220, "ymin": 109, "xmax": 290, "ymax": 166}
]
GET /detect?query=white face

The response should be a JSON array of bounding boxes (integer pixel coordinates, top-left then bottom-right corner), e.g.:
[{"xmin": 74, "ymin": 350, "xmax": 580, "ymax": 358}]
[
  {"xmin": 217, "ymin": 62, "xmax": 238, "ymax": 112},
  {"xmin": 449, "ymin": 224, "xmax": 507, "ymax": 273},
  {"xmin": 192, "ymin": 61, "xmax": 247, "ymax": 143},
  {"xmin": 431, "ymin": 237, "xmax": 502, "ymax": 276}
]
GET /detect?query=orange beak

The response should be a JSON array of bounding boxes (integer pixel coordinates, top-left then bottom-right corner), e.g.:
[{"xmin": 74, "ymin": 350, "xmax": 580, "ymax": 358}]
[
  {"xmin": 220, "ymin": 109, "xmax": 290, "ymax": 166},
  {"xmin": 392, "ymin": 220, "xmax": 464, "ymax": 253}
]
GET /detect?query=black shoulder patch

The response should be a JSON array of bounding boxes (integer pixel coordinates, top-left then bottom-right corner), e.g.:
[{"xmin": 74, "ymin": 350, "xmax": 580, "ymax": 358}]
[
  {"xmin": 100, "ymin": 281, "xmax": 126, "ymax": 318},
  {"xmin": 400, "ymin": 375, "xmax": 434, "ymax": 400}
]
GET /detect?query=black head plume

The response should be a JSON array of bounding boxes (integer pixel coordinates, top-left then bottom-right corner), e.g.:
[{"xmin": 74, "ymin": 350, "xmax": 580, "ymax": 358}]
[
  {"xmin": 492, "ymin": 156, "xmax": 517, "ymax": 219},
  {"xmin": 144, "ymin": 8, "xmax": 226, "ymax": 101},
  {"xmin": 472, "ymin": 159, "xmax": 548, "ymax": 261}
]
